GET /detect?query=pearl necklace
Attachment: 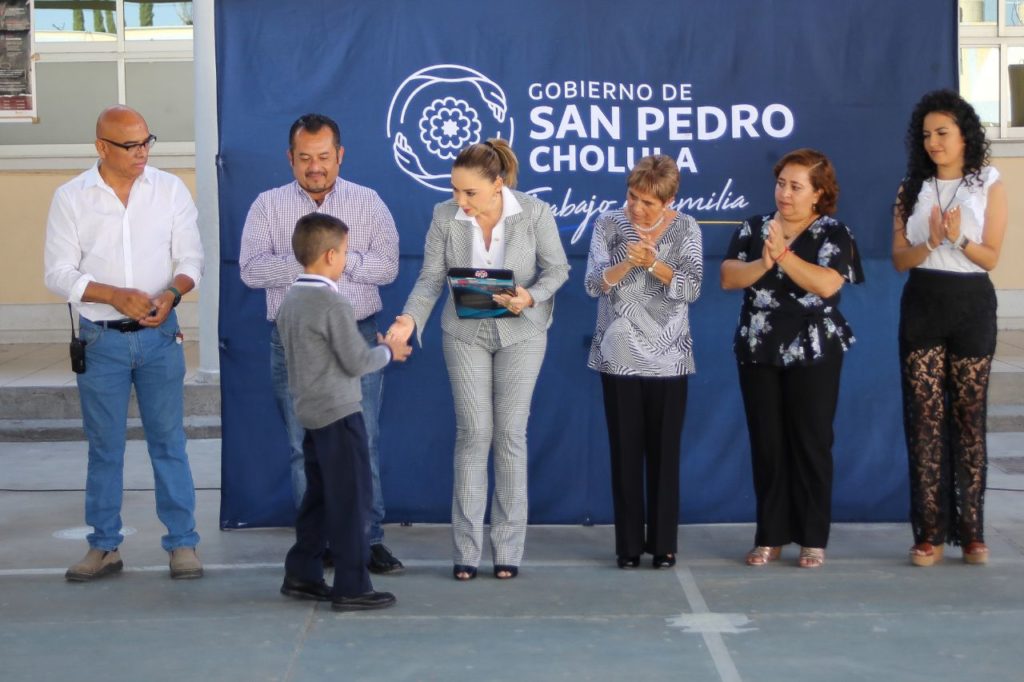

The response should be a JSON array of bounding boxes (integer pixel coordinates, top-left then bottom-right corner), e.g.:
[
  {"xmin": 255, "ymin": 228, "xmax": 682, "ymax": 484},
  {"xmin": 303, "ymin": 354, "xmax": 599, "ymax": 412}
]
[{"xmin": 633, "ymin": 211, "xmax": 667, "ymax": 234}]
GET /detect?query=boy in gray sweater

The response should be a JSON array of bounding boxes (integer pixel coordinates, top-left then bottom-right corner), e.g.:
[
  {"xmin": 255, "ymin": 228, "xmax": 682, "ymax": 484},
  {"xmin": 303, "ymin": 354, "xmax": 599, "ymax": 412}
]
[{"xmin": 276, "ymin": 212, "xmax": 411, "ymax": 611}]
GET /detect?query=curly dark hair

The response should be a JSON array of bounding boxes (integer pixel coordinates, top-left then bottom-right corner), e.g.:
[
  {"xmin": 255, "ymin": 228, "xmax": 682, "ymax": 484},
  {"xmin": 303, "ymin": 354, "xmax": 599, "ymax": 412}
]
[{"xmin": 895, "ymin": 89, "xmax": 989, "ymax": 225}]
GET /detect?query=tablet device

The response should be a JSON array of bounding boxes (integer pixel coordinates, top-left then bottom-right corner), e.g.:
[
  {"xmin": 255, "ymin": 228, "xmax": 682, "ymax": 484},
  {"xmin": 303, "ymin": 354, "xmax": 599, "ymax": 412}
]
[{"xmin": 446, "ymin": 268, "xmax": 516, "ymax": 318}]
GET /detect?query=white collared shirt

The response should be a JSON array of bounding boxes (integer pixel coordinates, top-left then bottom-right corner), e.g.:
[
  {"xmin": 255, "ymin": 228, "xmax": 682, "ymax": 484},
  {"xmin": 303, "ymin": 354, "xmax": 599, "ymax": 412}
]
[
  {"xmin": 293, "ymin": 273, "xmax": 339, "ymax": 293},
  {"xmin": 457, "ymin": 186, "xmax": 522, "ymax": 269},
  {"xmin": 44, "ymin": 162, "xmax": 204, "ymax": 321}
]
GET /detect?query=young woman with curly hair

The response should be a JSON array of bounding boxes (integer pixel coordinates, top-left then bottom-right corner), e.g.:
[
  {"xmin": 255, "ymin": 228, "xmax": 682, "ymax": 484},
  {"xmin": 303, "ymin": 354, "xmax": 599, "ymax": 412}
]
[{"xmin": 892, "ymin": 90, "xmax": 1008, "ymax": 567}]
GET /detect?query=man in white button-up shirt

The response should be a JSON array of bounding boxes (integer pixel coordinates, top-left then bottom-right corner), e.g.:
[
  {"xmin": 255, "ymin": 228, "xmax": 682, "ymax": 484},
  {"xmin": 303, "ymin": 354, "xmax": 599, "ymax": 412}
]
[{"xmin": 44, "ymin": 106, "xmax": 205, "ymax": 583}]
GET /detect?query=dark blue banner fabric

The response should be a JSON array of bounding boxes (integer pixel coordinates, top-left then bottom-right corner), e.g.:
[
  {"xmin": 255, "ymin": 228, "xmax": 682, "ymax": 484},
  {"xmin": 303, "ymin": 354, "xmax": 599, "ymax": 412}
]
[{"xmin": 216, "ymin": 1, "xmax": 956, "ymax": 528}]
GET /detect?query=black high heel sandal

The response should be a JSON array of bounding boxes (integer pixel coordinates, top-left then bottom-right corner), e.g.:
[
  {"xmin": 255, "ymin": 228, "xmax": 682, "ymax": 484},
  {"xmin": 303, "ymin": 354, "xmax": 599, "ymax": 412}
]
[
  {"xmin": 453, "ymin": 564, "xmax": 477, "ymax": 581},
  {"xmin": 617, "ymin": 555, "xmax": 640, "ymax": 569},
  {"xmin": 652, "ymin": 554, "xmax": 676, "ymax": 569},
  {"xmin": 493, "ymin": 564, "xmax": 518, "ymax": 579}
]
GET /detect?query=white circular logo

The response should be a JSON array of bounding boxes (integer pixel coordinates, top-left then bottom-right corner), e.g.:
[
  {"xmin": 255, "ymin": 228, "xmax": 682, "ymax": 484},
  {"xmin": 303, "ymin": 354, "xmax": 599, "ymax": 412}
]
[{"xmin": 387, "ymin": 65, "xmax": 515, "ymax": 192}]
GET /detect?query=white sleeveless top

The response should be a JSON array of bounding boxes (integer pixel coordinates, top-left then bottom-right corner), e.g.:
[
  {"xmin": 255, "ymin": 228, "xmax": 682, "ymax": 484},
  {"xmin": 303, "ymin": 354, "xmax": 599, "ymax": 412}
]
[{"xmin": 905, "ymin": 166, "xmax": 998, "ymax": 274}]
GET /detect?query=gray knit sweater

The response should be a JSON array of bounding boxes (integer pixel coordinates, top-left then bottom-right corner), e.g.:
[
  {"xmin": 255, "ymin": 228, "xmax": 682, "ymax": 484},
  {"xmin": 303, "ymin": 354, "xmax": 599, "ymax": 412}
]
[{"xmin": 276, "ymin": 282, "xmax": 390, "ymax": 430}]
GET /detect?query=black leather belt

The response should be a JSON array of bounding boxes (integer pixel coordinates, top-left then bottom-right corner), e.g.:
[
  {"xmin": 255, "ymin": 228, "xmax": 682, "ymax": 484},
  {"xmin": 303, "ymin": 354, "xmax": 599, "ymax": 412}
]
[{"xmin": 93, "ymin": 319, "xmax": 143, "ymax": 333}]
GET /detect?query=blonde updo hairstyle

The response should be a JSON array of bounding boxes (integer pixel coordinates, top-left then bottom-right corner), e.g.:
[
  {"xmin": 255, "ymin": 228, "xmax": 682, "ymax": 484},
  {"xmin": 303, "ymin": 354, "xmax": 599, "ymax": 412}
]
[{"xmin": 453, "ymin": 138, "xmax": 519, "ymax": 189}]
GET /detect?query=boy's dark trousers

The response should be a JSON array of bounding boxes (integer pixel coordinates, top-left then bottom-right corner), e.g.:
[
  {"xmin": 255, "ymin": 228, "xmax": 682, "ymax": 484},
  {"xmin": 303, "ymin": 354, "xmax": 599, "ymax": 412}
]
[{"xmin": 284, "ymin": 412, "xmax": 373, "ymax": 598}]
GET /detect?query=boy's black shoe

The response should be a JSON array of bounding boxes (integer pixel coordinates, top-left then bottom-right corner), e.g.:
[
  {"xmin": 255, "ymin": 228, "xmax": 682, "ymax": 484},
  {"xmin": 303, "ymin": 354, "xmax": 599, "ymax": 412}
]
[
  {"xmin": 331, "ymin": 590, "xmax": 397, "ymax": 612},
  {"xmin": 368, "ymin": 543, "xmax": 404, "ymax": 574},
  {"xmin": 280, "ymin": 575, "xmax": 332, "ymax": 601}
]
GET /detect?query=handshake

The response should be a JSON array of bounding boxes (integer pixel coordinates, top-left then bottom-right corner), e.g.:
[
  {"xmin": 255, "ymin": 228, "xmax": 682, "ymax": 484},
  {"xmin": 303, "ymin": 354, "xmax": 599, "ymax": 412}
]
[
  {"xmin": 379, "ymin": 285, "xmax": 534, "ymax": 362},
  {"xmin": 377, "ymin": 314, "xmax": 415, "ymax": 362}
]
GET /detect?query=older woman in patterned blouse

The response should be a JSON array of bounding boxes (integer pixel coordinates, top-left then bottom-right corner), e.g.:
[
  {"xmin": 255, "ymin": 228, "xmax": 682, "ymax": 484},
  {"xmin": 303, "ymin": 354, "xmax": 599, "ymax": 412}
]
[
  {"xmin": 721, "ymin": 148, "xmax": 863, "ymax": 569},
  {"xmin": 585, "ymin": 155, "xmax": 703, "ymax": 570}
]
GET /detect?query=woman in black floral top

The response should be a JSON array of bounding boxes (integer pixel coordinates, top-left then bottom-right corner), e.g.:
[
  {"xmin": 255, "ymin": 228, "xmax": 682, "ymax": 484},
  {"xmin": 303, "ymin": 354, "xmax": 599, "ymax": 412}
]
[{"xmin": 721, "ymin": 148, "xmax": 863, "ymax": 569}]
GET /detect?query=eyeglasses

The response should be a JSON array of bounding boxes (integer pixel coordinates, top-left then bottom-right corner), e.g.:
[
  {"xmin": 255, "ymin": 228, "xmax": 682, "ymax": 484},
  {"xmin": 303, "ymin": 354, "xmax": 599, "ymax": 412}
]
[{"xmin": 99, "ymin": 134, "xmax": 157, "ymax": 152}]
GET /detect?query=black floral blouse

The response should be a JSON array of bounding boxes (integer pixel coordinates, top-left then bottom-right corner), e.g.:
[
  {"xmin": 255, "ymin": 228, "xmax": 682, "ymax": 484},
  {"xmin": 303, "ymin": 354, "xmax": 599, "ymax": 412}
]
[{"xmin": 724, "ymin": 213, "xmax": 864, "ymax": 367}]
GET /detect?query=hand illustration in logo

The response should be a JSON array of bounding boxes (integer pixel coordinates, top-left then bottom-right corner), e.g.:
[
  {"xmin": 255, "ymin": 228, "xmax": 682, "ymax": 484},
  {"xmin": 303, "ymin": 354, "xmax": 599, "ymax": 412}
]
[{"xmin": 387, "ymin": 65, "xmax": 514, "ymax": 191}]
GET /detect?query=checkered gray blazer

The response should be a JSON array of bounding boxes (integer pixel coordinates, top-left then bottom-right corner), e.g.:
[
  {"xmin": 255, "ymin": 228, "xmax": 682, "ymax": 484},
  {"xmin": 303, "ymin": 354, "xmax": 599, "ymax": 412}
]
[{"xmin": 402, "ymin": 190, "xmax": 570, "ymax": 347}]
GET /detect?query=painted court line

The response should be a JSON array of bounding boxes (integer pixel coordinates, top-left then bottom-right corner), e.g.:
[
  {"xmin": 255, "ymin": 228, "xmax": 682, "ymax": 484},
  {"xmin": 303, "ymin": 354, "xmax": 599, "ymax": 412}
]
[
  {"xmin": 0, "ymin": 562, "xmax": 282, "ymax": 577},
  {"xmin": 673, "ymin": 564, "xmax": 744, "ymax": 682}
]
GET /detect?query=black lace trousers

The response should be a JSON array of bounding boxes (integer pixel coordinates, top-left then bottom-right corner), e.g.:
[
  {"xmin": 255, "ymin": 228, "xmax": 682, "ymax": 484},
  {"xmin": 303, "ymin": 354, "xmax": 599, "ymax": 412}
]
[{"xmin": 899, "ymin": 269, "xmax": 996, "ymax": 547}]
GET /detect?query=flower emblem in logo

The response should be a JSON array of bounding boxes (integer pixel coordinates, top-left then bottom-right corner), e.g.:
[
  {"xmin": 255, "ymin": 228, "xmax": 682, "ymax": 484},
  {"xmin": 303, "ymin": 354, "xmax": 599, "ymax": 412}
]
[
  {"xmin": 420, "ymin": 97, "xmax": 481, "ymax": 160},
  {"xmin": 387, "ymin": 64, "xmax": 514, "ymax": 191}
]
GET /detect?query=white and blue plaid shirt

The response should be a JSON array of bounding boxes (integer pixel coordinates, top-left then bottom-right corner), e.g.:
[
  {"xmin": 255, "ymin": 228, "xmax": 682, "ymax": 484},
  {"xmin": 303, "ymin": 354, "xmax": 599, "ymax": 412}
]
[{"xmin": 239, "ymin": 178, "xmax": 399, "ymax": 321}]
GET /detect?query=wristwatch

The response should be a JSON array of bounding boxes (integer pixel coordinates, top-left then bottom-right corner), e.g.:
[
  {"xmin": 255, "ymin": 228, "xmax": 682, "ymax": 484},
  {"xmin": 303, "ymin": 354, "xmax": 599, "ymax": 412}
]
[
  {"xmin": 166, "ymin": 286, "xmax": 183, "ymax": 308},
  {"xmin": 953, "ymin": 234, "xmax": 969, "ymax": 251},
  {"xmin": 647, "ymin": 260, "xmax": 658, "ymax": 275}
]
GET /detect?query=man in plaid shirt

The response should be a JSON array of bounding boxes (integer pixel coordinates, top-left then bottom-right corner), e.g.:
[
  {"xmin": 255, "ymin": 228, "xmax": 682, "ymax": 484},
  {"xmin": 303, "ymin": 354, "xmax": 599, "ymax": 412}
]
[{"xmin": 239, "ymin": 113, "xmax": 404, "ymax": 574}]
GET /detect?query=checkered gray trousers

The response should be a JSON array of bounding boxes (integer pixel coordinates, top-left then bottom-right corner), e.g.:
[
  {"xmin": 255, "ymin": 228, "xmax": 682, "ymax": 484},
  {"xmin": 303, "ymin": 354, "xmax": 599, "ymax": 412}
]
[{"xmin": 442, "ymin": 320, "xmax": 547, "ymax": 567}]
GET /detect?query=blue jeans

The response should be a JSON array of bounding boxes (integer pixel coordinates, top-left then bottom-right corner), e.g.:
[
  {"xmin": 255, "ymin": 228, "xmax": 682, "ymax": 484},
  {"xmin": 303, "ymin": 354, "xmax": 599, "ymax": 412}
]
[
  {"xmin": 76, "ymin": 311, "xmax": 199, "ymax": 552},
  {"xmin": 270, "ymin": 316, "xmax": 386, "ymax": 545}
]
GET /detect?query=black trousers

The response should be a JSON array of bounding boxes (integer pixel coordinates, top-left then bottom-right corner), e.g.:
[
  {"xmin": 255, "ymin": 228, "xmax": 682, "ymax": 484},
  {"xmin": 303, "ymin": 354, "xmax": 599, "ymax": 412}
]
[
  {"xmin": 601, "ymin": 373, "xmax": 688, "ymax": 557},
  {"xmin": 284, "ymin": 413, "xmax": 372, "ymax": 599},
  {"xmin": 737, "ymin": 354, "xmax": 842, "ymax": 549},
  {"xmin": 899, "ymin": 269, "xmax": 996, "ymax": 546}
]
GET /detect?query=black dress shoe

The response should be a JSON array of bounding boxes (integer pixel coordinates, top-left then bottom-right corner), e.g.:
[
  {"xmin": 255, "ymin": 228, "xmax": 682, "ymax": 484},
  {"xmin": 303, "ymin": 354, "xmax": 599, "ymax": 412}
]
[
  {"xmin": 368, "ymin": 543, "xmax": 404, "ymax": 574},
  {"xmin": 280, "ymin": 575, "xmax": 332, "ymax": 601},
  {"xmin": 331, "ymin": 590, "xmax": 397, "ymax": 612},
  {"xmin": 652, "ymin": 554, "xmax": 676, "ymax": 569},
  {"xmin": 617, "ymin": 555, "xmax": 640, "ymax": 569}
]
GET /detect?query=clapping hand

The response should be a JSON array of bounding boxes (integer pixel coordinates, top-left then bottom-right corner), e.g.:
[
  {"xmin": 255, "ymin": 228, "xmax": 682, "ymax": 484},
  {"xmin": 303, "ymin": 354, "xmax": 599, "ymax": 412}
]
[
  {"xmin": 926, "ymin": 206, "xmax": 946, "ymax": 248},
  {"xmin": 493, "ymin": 285, "xmax": 534, "ymax": 315},
  {"xmin": 942, "ymin": 205, "xmax": 962, "ymax": 243},
  {"xmin": 625, "ymin": 240, "xmax": 657, "ymax": 269},
  {"xmin": 378, "ymin": 332, "xmax": 412, "ymax": 362},
  {"xmin": 763, "ymin": 218, "xmax": 787, "ymax": 264}
]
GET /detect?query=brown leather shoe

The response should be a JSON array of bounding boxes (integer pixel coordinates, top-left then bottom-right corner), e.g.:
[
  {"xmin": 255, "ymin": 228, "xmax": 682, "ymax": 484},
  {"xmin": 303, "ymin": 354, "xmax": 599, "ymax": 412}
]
[
  {"xmin": 65, "ymin": 548, "xmax": 123, "ymax": 582},
  {"xmin": 169, "ymin": 547, "xmax": 203, "ymax": 579}
]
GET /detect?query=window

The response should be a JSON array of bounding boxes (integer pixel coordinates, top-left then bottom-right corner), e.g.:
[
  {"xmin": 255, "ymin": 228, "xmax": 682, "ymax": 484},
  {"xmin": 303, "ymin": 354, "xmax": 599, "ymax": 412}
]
[
  {"xmin": 959, "ymin": 0, "xmax": 1024, "ymax": 138},
  {"xmin": 33, "ymin": 1, "xmax": 192, "ymax": 45},
  {"xmin": 0, "ymin": 1, "xmax": 194, "ymax": 166}
]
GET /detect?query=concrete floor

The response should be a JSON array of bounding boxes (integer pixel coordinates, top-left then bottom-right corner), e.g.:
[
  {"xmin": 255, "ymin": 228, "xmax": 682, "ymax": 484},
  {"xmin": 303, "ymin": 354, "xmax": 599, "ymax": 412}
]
[{"xmin": 2, "ymin": 437, "xmax": 1024, "ymax": 681}]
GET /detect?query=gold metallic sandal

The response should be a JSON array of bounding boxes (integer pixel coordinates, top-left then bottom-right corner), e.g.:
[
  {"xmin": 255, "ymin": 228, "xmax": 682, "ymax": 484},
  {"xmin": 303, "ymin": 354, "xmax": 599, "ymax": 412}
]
[
  {"xmin": 745, "ymin": 546, "xmax": 781, "ymax": 566},
  {"xmin": 797, "ymin": 547, "xmax": 825, "ymax": 568},
  {"xmin": 909, "ymin": 542, "xmax": 944, "ymax": 567},
  {"xmin": 962, "ymin": 541, "xmax": 989, "ymax": 565}
]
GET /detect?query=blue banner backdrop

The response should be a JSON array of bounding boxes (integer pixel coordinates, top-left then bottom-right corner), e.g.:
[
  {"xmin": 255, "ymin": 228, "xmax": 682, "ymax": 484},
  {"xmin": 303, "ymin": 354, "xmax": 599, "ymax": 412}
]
[{"xmin": 216, "ymin": 1, "xmax": 957, "ymax": 528}]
